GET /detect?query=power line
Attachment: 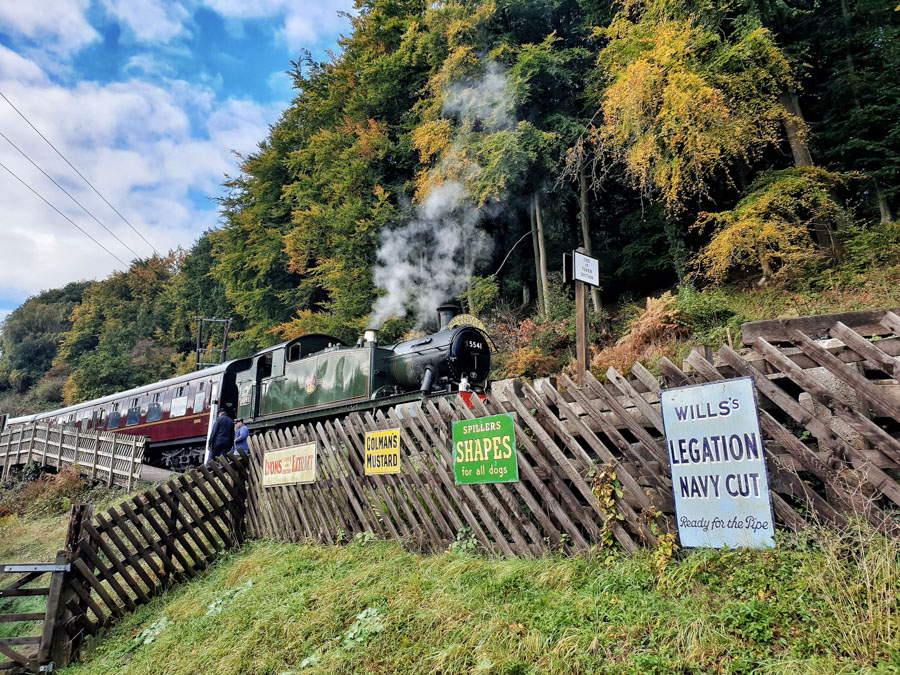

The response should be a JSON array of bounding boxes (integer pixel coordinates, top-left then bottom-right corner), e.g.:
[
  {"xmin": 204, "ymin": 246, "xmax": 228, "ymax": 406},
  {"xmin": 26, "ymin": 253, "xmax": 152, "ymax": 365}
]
[
  {"xmin": 0, "ymin": 89, "xmax": 160, "ymax": 256},
  {"xmin": 0, "ymin": 129, "xmax": 141, "ymax": 259},
  {"xmin": 0, "ymin": 159, "xmax": 129, "ymax": 267}
]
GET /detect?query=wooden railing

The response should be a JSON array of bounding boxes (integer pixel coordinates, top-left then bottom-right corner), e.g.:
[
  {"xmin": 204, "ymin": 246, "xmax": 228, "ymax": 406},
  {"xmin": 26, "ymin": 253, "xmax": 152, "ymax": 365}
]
[{"xmin": 0, "ymin": 423, "xmax": 145, "ymax": 489}]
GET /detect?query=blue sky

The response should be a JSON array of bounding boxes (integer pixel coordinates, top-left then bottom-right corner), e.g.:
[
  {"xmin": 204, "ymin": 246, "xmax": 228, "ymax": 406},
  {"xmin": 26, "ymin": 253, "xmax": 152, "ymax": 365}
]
[{"xmin": 0, "ymin": 0, "xmax": 354, "ymax": 323}]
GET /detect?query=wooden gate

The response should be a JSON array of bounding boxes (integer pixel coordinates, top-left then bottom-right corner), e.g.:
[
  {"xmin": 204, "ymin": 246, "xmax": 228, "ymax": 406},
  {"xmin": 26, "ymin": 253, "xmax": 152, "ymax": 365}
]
[{"xmin": 0, "ymin": 554, "xmax": 68, "ymax": 673}]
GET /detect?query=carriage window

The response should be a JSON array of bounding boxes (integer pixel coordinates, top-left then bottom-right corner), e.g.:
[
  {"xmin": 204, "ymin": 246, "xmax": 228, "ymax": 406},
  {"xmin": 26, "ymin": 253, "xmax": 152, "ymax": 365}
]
[
  {"xmin": 108, "ymin": 410, "xmax": 121, "ymax": 429},
  {"xmin": 171, "ymin": 394, "xmax": 188, "ymax": 418},
  {"xmin": 148, "ymin": 392, "xmax": 163, "ymax": 422},
  {"xmin": 193, "ymin": 386, "xmax": 206, "ymax": 413},
  {"xmin": 126, "ymin": 397, "xmax": 141, "ymax": 426}
]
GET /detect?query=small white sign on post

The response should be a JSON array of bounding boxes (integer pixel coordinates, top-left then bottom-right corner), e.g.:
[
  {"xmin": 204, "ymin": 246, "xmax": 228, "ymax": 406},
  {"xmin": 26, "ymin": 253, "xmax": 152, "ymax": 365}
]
[
  {"xmin": 573, "ymin": 251, "xmax": 600, "ymax": 287},
  {"xmin": 660, "ymin": 377, "xmax": 775, "ymax": 548}
]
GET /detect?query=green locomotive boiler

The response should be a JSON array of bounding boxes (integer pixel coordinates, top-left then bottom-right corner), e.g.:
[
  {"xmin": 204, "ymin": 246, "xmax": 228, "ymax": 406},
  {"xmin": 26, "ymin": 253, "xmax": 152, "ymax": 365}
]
[{"xmin": 228, "ymin": 305, "xmax": 491, "ymax": 429}]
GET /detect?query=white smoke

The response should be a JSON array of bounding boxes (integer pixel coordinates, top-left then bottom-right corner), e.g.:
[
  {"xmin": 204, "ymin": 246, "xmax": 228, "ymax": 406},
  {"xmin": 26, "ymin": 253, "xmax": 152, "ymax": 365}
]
[{"xmin": 369, "ymin": 62, "xmax": 514, "ymax": 329}]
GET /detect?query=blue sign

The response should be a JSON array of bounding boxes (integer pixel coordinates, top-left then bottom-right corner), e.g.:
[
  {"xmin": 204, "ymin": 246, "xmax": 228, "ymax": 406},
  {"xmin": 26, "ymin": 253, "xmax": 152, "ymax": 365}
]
[{"xmin": 660, "ymin": 377, "xmax": 775, "ymax": 548}]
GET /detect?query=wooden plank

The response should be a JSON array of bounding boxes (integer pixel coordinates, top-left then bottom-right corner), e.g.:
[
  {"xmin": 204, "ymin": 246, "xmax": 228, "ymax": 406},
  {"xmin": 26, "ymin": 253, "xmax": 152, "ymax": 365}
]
[
  {"xmin": 0, "ymin": 612, "xmax": 46, "ymax": 622},
  {"xmin": 71, "ymin": 557, "xmax": 122, "ymax": 619},
  {"xmin": 715, "ymin": 346, "xmax": 900, "ymax": 515},
  {"xmin": 0, "ymin": 643, "xmax": 34, "ymax": 671},
  {"xmin": 742, "ymin": 308, "xmax": 900, "ymax": 345},
  {"xmin": 556, "ymin": 376, "xmax": 670, "ymax": 499},
  {"xmin": 38, "ymin": 550, "xmax": 68, "ymax": 664},
  {"xmin": 880, "ymin": 311, "xmax": 900, "ymax": 335},
  {"xmin": 320, "ymin": 421, "xmax": 382, "ymax": 536},
  {"xmin": 789, "ymin": 329, "xmax": 900, "ymax": 419},
  {"xmin": 525, "ymin": 382, "xmax": 655, "ymax": 545},
  {"xmin": 0, "ymin": 637, "xmax": 42, "ymax": 646},
  {"xmin": 357, "ymin": 411, "xmax": 445, "ymax": 549},
  {"xmin": 330, "ymin": 418, "xmax": 401, "ymax": 540},
  {"xmin": 551, "ymin": 377, "xmax": 662, "ymax": 509},
  {"xmin": 95, "ymin": 512, "xmax": 159, "ymax": 592},
  {"xmin": 501, "ymin": 391, "xmax": 638, "ymax": 553},
  {"xmin": 152, "ymin": 486, "xmax": 214, "ymax": 562},
  {"xmin": 421, "ymin": 400, "xmax": 510, "ymax": 554},
  {"xmin": 830, "ymin": 321, "xmax": 900, "ymax": 380},
  {"xmin": 470, "ymin": 395, "xmax": 590, "ymax": 553},
  {"xmin": 754, "ymin": 337, "xmax": 900, "ymax": 464},
  {"xmin": 176, "ymin": 475, "xmax": 232, "ymax": 548},
  {"xmin": 408, "ymin": 403, "xmax": 500, "ymax": 555},
  {"xmin": 121, "ymin": 499, "xmax": 188, "ymax": 576},
  {"xmin": 165, "ymin": 482, "xmax": 222, "ymax": 555},
  {"xmin": 77, "ymin": 526, "xmax": 140, "ymax": 609},
  {"xmin": 67, "ymin": 576, "xmax": 106, "ymax": 626},
  {"xmin": 0, "ymin": 588, "xmax": 50, "ymax": 598}
]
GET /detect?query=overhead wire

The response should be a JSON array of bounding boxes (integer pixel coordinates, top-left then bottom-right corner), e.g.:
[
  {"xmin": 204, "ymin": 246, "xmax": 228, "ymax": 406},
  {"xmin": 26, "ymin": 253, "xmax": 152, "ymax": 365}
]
[
  {"xmin": 0, "ymin": 89, "xmax": 160, "ymax": 255},
  {"xmin": 0, "ymin": 158, "xmax": 129, "ymax": 267},
  {"xmin": 0, "ymin": 129, "xmax": 141, "ymax": 259}
]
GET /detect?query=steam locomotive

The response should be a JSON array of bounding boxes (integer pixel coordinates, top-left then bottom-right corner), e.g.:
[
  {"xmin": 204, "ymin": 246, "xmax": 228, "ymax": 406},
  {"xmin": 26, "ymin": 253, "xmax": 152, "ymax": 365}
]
[{"xmin": 5, "ymin": 305, "xmax": 491, "ymax": 470}]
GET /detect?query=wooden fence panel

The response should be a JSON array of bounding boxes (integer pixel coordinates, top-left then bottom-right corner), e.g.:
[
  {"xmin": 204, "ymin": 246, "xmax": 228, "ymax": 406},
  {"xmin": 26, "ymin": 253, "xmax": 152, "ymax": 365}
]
[
  {"xmin": 0, "ymin": 422, "xmax": 145, "ymax": 489},
  {"xmin": 245, "ymin": 309, "xmax": 900, "ymax": 555}
]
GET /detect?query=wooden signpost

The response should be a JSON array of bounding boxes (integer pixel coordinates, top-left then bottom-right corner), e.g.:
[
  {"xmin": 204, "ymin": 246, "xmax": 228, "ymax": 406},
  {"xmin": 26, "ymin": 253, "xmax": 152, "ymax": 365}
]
[{"xmin": 565, "ymin": 248, "xmax": 600, "ymax": 386}]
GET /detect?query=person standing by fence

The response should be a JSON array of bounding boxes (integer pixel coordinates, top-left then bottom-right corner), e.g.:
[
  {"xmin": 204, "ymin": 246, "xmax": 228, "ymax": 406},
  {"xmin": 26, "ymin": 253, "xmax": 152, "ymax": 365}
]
[
  {"xmin": 233, "ymin": 418, "xmax": 249, "ymax": 454},
  {"xmin": 209, "ymin": 410, "xmax": 234, "ymax": 461}
]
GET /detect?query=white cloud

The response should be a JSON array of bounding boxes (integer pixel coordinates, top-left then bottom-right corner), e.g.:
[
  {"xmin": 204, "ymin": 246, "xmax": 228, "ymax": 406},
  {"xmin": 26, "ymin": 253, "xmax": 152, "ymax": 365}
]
[
  {"xmin": 200, "ymin": 0, "xmax": 354, "ymax": 51},
  {"xmin": 0, "ymin": 58, "xmax": 277, "ymax": 303},
  {"xmin": 0, "ymin": 0, "xmax": 98, "ymax": 58},
  {"xmin": 101, "ymin": 0, "xmax": 188, "ymax": 42}
]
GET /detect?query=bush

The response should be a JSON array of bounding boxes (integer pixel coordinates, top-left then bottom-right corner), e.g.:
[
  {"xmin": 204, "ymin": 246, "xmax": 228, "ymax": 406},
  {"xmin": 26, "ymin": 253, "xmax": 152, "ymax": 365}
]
[{"xmin": 676, "ymin": 286, "xmax": 746, "ymax": 346}]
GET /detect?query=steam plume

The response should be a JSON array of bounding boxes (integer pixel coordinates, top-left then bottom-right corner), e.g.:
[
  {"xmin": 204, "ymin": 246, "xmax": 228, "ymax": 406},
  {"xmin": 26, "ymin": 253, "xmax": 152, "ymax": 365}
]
[{"xmin": 369, "ymin": 62, "xmax": 513, "ymax": 329}]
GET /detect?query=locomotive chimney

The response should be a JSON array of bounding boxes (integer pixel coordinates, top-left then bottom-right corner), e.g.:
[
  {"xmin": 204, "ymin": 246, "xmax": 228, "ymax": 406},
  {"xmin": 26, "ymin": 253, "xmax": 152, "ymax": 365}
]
[
  {"xmin": 364, "ymin": 329, "xmax": 377, "ymax": 346},
  {"xmin": 436, "ymin": 303, "xmax": 461, "ymax": 331}
]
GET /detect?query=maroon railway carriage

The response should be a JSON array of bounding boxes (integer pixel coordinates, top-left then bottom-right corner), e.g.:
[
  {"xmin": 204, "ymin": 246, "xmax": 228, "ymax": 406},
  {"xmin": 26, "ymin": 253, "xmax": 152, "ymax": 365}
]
[{"xmin": 8, "ymin": 362, "xmax": 243, "ymax": 470}]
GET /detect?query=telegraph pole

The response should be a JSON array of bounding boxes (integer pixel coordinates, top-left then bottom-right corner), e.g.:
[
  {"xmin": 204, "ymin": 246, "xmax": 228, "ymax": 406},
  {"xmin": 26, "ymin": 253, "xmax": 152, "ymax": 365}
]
[{"xmin": 195, "ymin": 317, "xmax": 232, "ymax": 369}]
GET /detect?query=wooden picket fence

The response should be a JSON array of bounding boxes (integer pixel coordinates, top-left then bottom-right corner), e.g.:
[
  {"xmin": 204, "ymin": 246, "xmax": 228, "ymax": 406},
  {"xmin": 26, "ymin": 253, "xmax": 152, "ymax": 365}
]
[
  {"xmin": 244, "ymin": 308, "xmax": 900, "ymax": 554},
  {"xmin": 0, "ymin": 423, "xmax": 145, "ymax": 490}
]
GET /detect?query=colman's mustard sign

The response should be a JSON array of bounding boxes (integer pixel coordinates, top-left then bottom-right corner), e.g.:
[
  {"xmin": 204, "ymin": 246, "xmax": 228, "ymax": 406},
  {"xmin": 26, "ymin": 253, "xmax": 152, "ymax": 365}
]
[{"xmin": 365, "ymin": 428, "xmax": 401, "ymax": 475}]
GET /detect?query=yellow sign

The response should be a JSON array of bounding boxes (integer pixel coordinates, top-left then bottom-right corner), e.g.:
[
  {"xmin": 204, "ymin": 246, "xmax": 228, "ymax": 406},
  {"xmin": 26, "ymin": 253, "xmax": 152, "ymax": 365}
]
[
  {"xmin": 365, "ymin": 428, "xmax": 401, "ymax": 475},
  {"xmin": 262, "ymin": 442, "xmax": 317, "ymax": 486}
]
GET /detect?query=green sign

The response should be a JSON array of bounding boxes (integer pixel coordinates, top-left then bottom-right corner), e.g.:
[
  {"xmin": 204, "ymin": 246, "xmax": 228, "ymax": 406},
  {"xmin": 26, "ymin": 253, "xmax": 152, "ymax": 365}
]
[{"xmin": 452, "ymin": 413, "xmax": 518, "ymax": 484}]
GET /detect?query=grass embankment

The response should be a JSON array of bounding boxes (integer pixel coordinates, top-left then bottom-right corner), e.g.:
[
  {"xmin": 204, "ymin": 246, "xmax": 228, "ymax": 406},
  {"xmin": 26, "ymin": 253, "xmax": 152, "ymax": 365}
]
[
  {"xmin": 0, "ymin": 465, "xmax": 150, "ymax": 642},
  {"xmin": 60, "ymin": 525, "xmax": 898, "ymax": 675}
]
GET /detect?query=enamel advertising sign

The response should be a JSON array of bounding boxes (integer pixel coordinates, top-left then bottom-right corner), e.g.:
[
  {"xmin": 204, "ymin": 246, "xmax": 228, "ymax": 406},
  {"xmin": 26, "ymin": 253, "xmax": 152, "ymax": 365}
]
[
  {"xmin": 660, "ymin": 377, "xmax": 775, "ymax": 548},
  {"xmin": 262, "ymin": 442, "xmax": 317, "ymax": 487},
  {"xmin": 452, "ymin": 413, "xmax": 518, "ymax": 485},
  {"xmin": 365, "ymin": 428, "xmax": 401, "ymax": 475}
]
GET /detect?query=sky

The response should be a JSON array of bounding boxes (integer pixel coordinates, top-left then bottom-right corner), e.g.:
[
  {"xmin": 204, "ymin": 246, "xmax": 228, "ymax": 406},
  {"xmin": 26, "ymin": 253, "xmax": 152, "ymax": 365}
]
[{"xmin": 0, "ymin": 0, "xmax": 354, "ymax": 323}]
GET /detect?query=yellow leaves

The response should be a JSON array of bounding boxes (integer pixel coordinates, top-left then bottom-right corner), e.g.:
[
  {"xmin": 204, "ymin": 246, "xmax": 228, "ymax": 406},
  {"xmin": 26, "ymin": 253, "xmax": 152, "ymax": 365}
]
[
  {"xmin": 411, "ymin": 119, "xmax": 454, "ymax": 164},
  {"xmin": 590, "ymin": 13, "xmax": 791, "ymax": 210},
  {"xmin": 691, "ymin": 168, "xmax": 848, "ymax": 283}
]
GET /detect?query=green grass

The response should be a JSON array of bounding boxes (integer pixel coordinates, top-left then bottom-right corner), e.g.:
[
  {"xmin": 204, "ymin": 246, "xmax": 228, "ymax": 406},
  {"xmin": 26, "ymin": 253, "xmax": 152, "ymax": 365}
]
[{"xmin": 61, "ymin": 523, "xmax": 899, "ymax": 674}]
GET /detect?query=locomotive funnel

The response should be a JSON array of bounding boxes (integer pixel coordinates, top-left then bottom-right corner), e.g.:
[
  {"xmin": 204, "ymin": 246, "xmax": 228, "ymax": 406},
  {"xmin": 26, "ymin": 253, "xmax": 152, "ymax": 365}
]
[{"xmin": 436, "ymin": 303, "xmax": 461, "ymax": 331}]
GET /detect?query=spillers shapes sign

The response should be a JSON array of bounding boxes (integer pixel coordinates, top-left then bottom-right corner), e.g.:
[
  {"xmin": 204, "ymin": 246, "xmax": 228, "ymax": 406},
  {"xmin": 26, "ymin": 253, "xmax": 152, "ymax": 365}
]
[
  {"xmin": 262, "ymin": 442, "xmax": 317, "ymax": 487},
  {"xmin": 365, "ymin": 428, "xmax": 401, "ymax": 475},
  {"xmin": 660, "ymin": 377, "xmax": 775, "ymax": 548},
  {"xmin": 452, "ymin": 413, "xmax": 518, "ymax": 485}
]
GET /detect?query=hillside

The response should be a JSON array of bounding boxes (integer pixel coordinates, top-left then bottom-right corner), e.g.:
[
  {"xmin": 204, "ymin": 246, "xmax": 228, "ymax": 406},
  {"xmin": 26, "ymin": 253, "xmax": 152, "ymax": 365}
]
[{"xmin": 56, "ymin": 534, "xmax": 898, "ymax": 674}]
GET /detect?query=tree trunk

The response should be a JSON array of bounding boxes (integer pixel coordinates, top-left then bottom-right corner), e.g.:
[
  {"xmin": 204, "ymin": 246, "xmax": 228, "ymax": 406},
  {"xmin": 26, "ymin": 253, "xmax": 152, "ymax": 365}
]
[
  {"xmin": 534, "ymin": 192, "xmax": 550, "ymax": 318},
  {"xmin": 874, "ymin": 179, "xmax": 894, "ymax": 224},
  {"xmin": 530, "ymin": 198, "xmax": 545, "ymax": 315},
  {"xmin": 758, "ymin": 246, "xmax": 774, "ymax": 278},
  {"xmin": 778, "ymin": 88, "xmax": 814, "ymax": 168},
  {"xmin": 579, "ymin": 167, "xmax": 602, "ymax": 313}
]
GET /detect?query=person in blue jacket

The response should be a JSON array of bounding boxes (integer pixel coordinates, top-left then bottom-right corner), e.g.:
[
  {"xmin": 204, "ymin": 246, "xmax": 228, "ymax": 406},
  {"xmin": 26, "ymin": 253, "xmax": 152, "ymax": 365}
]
[
  {"xmin": 208, "ymin": 409, "xmax": 234, "ymax": 461},
  {"xmin": 233, "ymin": 418, "xmax": 249, "ymax": 454}
]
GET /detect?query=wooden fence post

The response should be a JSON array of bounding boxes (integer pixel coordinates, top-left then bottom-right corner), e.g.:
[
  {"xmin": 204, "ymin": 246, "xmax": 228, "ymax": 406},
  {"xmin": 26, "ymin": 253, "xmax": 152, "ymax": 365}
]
[{"xmin": 127, "ymin": 436, "xmax": 138, "ymax": 491}]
